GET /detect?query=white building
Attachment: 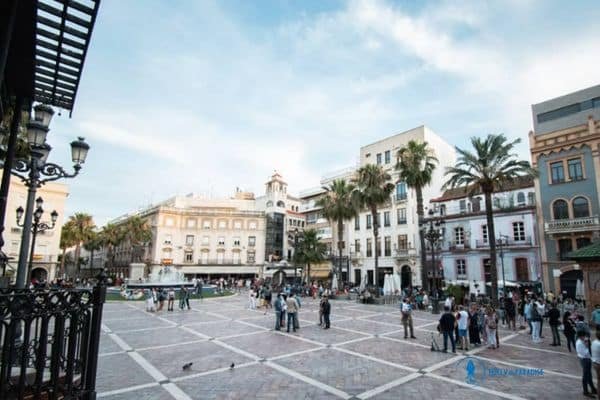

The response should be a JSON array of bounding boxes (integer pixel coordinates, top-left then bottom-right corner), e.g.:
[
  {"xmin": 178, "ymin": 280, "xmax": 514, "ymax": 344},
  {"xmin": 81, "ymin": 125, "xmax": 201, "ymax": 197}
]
[
  {"xmin": 430, "ymin": 176, "xmax": 541, "ymax": 294},
  {"xmin": 348, "ymin": 125, "xmax": 456, "ymax": 288}
]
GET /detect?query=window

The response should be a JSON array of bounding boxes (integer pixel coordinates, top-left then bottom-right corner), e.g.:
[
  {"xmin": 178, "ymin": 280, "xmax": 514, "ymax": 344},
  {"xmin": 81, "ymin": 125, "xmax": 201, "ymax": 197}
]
[
  {"xmin": 202, "ymin": 220, "xmax": 211, "ymax": 229},
  {"xmin": 233, "ymin": 220, "xmax": 242, "ymax": 229},
  {"xmin": 384, "ymin": 150, "xmax": 391, "ymax": 164},
  {"xmin": 573, "ymin": 196, "xmax": 590, "ymax": 218},
  {"xmin": 165, "ymin": 217, "xmax": 174, "ymax": 227},
  {"xmin": 354, "ymin": 217, "xmax": 360, "ymax": 230},
  {"xmin": 164, "ymin": 234, "xmax": 172, "ymax": 245},
  {"xmin": 185, "ymin": 235, "xmax": 194, "ymax": 246},
  {"xmin": 366, "ymin": 238, "xmax": 372, "ymax": 257},
  {"xmin": 277, "ymin": 200, "xmax": 285, "ymax": 207},
  {"xmin": 248, "ymin": 220, "xmax": 257, "ymax": 229},
  {"xmin": 247, "ymin": 251, "xmax": 255, "ymax": 264},
  {"xmin": 376, "ymin": 239, "xmax": 381, "ymax": 257},
  {"xmin": 384, "ymin": 236, "xmax": 391, "ymax": 256},
  {"xmin": 537, "ymin": 102, "xmax": 582, "ymax": 123},
  {"xmin": 186, "ymin": 218, "xmax": 196, "ymax": 228},
  {"xmin": 232, "ymin": 251, "xmax": 240, "ymax": 264},
  {"xmin": 439, "ymin": 204, "xmax": 446, "ymax": 216},
  {"xmin": 558, "ymin": 239, "xmax": 572, "ymax": 261},
  {"xmin": 376, "ymin": 153, "xmax": 382, "ymax": 165},
  {"xmin": 459, "ymin": 200, "xmax": 466, "ymax": 213},
  {"xmin": 233, "ymin": 237, "xmax": 241, "ymax": 246},
  {"xmin": 568, "ymin": 158, "xmax": 584, "ymax": 181},
  {"xmin": 218, "ymin": 220, "xmax": 227, "ymax": 229},
  {"xmin": 397, "ymin": 208, "xmax": 407, "ymax": 224},
  {"xmin": 517, "ymin": 192, "xmax": 525, "ymax": 205},
  {"xmin": 550, "ymin": 161, "xmax": 565, "ymax": 184},
  {"xmin": 218, "ymin": 237, "xmax": 225, "ymax": 246},
  {"xmin": 375, "ymin": 213, "xmax": 380, "ymax": 228},
  {"xmin": 513, "ymin": 222, "xmax": 525, "ymax": 241},
  {"xmin": 454, "ymin": 227, "xmax": 465, "ymax": 245},
  {"xmin": 471, "ymin": 197, "xmax": 481, "ymax": 212},
  {"xmin": 397, "ymin": 234, "xmax": 408, "ymax": 250},
  {"xmin": 396, "ymin": 182, "xmax": 407, "ymax": 201},
  {"xmin": 456, "ymin": 259, "xmax": 466, "ymax": 278},
  {"xmin": 354, "ymin": 239, "xmax": 361, "ymax": 253},
  {"xmin": 200, "ymin": 250, "xmax": 209, "ymax": 264},
  {"xmin": 217, "ymin": 251, "xmax": 224, "ymax": 264},
  {"xmin": 366, "ymin": 214, "xmax": 372, "ymax": 229},
  {"xmin": 528, "ymin": 192, "xmax": 535, "ymax": 205},
  {"xmin": 184, "ymin": 251, "xmax": 194, "ymax": 263},
  {"xmin": 552, "ymin": 199, "xmax": 569, "ymax": 219},
  {"xmin": 481, "ymin": 225, "xmax": 488, "ymax": 243},
  {"xmin": 202, "ymin": 236, "xmax": 209, "ymax": 245},
  {"xmin": 266, "ymin": 200, "xmax": 273, "ymax": 207},
  {"xmin": 483, "ymin": 258, "xmax": 492, "ymax": 282},
  {"xmin": 576, "ymin": 237, "xmax": 591, "ymax": 249},
  {"xmin": 383, "ymin": 211, "xmax": 390, "ymax": 227},
  {"xmin": 248, "ymin": 236, "xmax": 256, "ymax": 247}
]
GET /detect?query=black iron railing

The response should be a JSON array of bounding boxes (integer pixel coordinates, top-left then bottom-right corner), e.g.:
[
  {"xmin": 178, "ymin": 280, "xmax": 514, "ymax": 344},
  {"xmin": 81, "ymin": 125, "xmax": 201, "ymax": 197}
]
[{"xmin": 0, "ymin": 274, "xmax": 106, "ymax": 399}]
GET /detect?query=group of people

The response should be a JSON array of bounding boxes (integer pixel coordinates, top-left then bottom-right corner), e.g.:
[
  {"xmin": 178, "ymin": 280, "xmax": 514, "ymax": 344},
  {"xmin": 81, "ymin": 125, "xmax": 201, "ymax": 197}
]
[{"xmin": 144, "ymin": 286, "xmax": 193, "ymax": 312}]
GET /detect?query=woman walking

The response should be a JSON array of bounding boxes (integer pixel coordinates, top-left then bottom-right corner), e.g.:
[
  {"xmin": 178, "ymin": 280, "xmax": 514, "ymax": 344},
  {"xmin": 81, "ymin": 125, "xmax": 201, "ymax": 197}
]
[
  {"xmin": 468, "ymin": 304, "xmax": 481, "ymax": 347},
  {"xmin": 564, "ymin": 311, "xmax": 577, "ymax": 352},
  {"xmin": 485, "ymin": 307, "xmax": 498, "ymax": 350}
]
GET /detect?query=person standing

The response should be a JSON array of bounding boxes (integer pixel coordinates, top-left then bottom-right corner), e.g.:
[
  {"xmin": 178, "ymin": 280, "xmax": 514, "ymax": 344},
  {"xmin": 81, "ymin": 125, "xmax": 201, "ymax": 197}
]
[
  {"xmin": 530, "ymin": 299, "xmax": 542, "ymax": 343},
  {"xmin": 548, "ymin": 302, "xmax": 561, "ymax": 346},
  {"xmin": 145, "ymin": 288, "xmax": 155, "ymax": 312},
  {"xmin": 524, "ymin": 298, "xmax": 533, "ymax": 334},
  {"xmin": 457, "ymin": 305, "xmax": 469, "ymax": 351},
  {"xmin": 322, "ymin": 295, "xmax": 331, "ymax": 329},
  {"xmin": 468, "ymin": 304, "xmax": 481, "ymax": 347},
  {"xmin": 401, "ymin": 298, "xmax": 416, "ymax": 339},
  {"xmin": 439, "ymin": 306, "xmax": 456, "ymax": 353},
  {"xmin": 563, "ymin": 311, "xmax": 577, "ymax": 352},
  {"xmin": 179, "ymin": 286, "xmax": 191, "ymax": 310},
  {"xmin": 167, "ymin": 287, "xmax": 175, "ymax": 312},
  {"xmin": 592, "ymin": 330, "xmax": 600, "ymax": 400},
  {"xmin": 274, "ymin": 293, "xmax": 283, "ymax": 331},
  {"xmin": 536, "ymin": 298, "xmax": 546, "ymax": 338},
  {"xmin": 577, "ymin": 331, "xmax": 597, "ymax": 397},
  {"xmin": 197, "ymin": 279, "xmax": 203, "ymax": 300},
  {"xmin": 592, "ymin": 305, "xmax": 600, "ymax": 330},
  {"xmin": 286, "ymin": 293, "xmax": 298, "ymax": 333},
  {"xmin": 505, "ymin": 297, "xmax": 516, "ymax": 331},
  {"xmin": 485, "ymin": 307, "xmax": 498, "ymax": 350}
]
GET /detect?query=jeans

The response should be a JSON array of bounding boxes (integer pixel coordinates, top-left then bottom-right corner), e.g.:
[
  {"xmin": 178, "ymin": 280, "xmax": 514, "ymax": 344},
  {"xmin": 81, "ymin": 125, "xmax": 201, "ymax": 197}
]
[
  {"xmin": 550, "ymin": 324, "xmax": 561, "ymax": 345},
  {"xmin": 580, "ymin": 357, "xmax": 596, "ymax": 393},
  {"xmin": 402, "ymin": 316, "xmax": 414, "ymax": 338},
  {"xmin": 323, "ymin": 313, "xmax": 330, "ymax": 328},
  {"xmin": 275, "ymin": 311, "xmax": 281, "ymax": 330},
  {"xmin": 531, "ymin": 320, "xmax": 541, "ymax": 341},
  {"xmin": 443, "ymin": 331, "xmax": 455, "ymax": 352},
  {"xmin": 287, "ymin": 312, "xmax": 297, "ymax": 332},
  {"xmin": 565, "ymin": 332, "xmax": 576, "ymax": 352}
]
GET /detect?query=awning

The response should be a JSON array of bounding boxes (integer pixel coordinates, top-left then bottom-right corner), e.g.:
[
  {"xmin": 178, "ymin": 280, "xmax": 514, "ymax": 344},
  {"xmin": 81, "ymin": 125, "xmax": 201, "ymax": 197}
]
[{"xmin": 180, "ymin": 266, "xmax": 260, "ymax": 275}]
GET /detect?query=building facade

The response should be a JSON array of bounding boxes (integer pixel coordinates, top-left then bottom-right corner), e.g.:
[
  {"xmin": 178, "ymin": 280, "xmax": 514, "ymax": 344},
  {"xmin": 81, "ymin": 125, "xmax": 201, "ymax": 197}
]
[
  {"xmin": 3, "ymin": 175, "xmax": 69, "ymax": 282},
  {"xmin": 348, "ymin": 125, "xmax": 456, "ymax": 288},
  {"xmin": 529, "ymin": 84, "xmax": 600, "ymax": 297},
  {"xmin": 430, "ymin": 176, "xmax": 540, "ymax": 295}
]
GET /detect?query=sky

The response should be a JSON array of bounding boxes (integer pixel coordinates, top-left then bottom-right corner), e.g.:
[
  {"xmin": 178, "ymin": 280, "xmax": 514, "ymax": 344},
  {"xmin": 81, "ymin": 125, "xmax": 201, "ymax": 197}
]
[{"xmin": 45, "ymin": 0, "xmax": 600, "ymax": 226}]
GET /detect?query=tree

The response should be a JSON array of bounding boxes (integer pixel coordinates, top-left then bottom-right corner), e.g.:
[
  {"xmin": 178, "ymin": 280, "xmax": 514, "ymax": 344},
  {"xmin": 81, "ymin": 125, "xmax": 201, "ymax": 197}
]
[
  {"xmin": 122, "ymin": 216, "xmax": 152, "ymax": 262},
  {"xmin": 443, "ymin": 134, "xmax": 536, "ymax": 304},
  {"xmin": 83, "ymin": 231, "xmax": 103, "ymax": 269},
  {"xmin": 59, "ymin": 220, "xmax": 76, "ymax": 277},
  {"xmin": 395, "ymin": 140, "xmax": 438, "ymax": 291},
  {"xmin": 352, "ymin": 164, "xmax": 395, "ymax": 290},
  {"xmin": 99, "ymin": 223, "xmax": 124, "ymax": 270},
  {"xmin": 317, "ymin": 179, "xmax": 356, "ymax": 289},
  {"xmin": 67, "ymin": 213, "xmax": 96, "ymax": 274},
  {"xmin": 293, "ymin": 228, "xmax": 327, "ymax": 285}
]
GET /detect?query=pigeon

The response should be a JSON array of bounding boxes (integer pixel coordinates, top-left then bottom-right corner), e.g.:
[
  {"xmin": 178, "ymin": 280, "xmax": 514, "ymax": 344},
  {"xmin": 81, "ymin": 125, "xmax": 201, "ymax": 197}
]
[
  {"xmin": 182, "ymin": 362, "xmax": 193, "ymax": 371},
  {"xmin": 229, "ymin": 362, "xmax": 235, "ymax": 370}
]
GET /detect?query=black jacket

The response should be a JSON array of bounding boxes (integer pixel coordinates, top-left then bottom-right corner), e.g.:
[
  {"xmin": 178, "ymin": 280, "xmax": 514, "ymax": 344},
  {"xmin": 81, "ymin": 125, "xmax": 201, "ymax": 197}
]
[
  {"xmin": 548, "ymin": 307, "xmax": 561, "ymax": 326},
  {"xmin": 322, "ymin": 301, "xmax": 331, "ymax": 315},
  {"xmin": 439, "ymin": 312, "xmax": 456, "ymax": 332}
]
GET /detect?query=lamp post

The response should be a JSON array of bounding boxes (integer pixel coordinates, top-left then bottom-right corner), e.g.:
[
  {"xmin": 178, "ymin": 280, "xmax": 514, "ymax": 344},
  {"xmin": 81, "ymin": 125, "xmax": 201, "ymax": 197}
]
[
  {"xmin": 498, "ymin": 234, "xmax": 509, "ymax": 298},
  {"xmin": 6, "ymin": 104, "xmax": 90, "ymax": 288},
  {"xmin": 422, "ymin": 208, "xmax": 445, "ymax": 313},
  {"xmin": 289, "ymin": 228, "xmax": 304, "ymax": 285},
  {"xmin": 16, "ymin": 196, "xmax": 58, "ymax": 284}
]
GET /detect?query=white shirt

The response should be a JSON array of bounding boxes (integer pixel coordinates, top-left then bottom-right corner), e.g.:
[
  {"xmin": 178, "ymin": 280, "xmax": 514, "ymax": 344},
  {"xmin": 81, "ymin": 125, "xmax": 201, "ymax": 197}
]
[
  {"xmin": 592, "ymin": 340, "xmax": 600, "ymax": 364},
  {"xmin": 444, "ymin": 298, "xmax": 452, "ymax": 308},
  {"xmin": 457, "ymin": 310, "xmax": 469, "ymax": 330},
  {"xmin": 401, "ymin": 302, "xmax": 411, "ymax": 313},
  {"xmin": 577, "ymin": 338, "xmax": 591, "ymax": 359}
]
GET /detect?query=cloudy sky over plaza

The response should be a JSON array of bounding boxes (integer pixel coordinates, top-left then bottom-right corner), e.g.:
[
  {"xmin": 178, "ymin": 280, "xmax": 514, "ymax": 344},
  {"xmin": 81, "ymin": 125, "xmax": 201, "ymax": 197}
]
[{"xmin": 46, "ymin": 0, "xmax": 600, "ymax": 225}]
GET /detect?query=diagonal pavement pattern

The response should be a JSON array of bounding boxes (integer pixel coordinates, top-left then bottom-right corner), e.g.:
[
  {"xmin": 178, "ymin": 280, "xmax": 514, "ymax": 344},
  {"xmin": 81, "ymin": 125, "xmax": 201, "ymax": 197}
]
[{"xmin": 97, "ymin": 294, "xmax": 587, "ymax": 400}]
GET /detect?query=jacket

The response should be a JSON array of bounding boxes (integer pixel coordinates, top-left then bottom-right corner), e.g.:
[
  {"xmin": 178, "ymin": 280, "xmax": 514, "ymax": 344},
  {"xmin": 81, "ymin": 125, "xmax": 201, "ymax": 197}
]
[
  {"xmin": 439, "ymin": 312, "xmax": 456, "ymax": 332},
  {"xmin": 286, "ymin": 297, "xmax": 298, "ymax": 313},
  {"xmin": 274, "ymin": 297, "xmax": 283, "ymax": 312},
  {"xmin": 322, "ymin": 301, "xmax": 331, "ymax": 315}
]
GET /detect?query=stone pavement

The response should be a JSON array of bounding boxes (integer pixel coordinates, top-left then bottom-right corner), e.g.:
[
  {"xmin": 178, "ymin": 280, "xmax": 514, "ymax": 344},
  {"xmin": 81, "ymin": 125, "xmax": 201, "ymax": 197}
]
[{"xmin": 97, "ymin": 295, "xmax": 590, "ymax": 399}]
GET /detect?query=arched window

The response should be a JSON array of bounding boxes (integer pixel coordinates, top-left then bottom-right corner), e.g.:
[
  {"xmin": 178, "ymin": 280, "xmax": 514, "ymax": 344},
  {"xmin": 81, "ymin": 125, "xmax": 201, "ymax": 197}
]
[
  {"xmin": 552, "ymin": 199, "xmax": 569, "ymax": 220},
  {"xmin": 439, "ymin": 204, "xmax": 446, "ymax": 216},
  {"xmin": 276, "ymin": 200, "xmax": 285, "ymax": 207},
  {"xmin": 572, "ymin": 197, "xmax": 590, "ymax": 218},
  {"xmin": 266, "ymin": 200, "xmax": 273, "ymax": 207},
  {"xmin": 517, "ymin": 192, "xmax": 525, "ymax": 205}
]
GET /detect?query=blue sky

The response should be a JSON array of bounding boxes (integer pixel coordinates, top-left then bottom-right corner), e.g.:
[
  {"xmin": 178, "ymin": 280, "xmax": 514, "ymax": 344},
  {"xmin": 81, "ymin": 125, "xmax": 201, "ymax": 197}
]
[{"xmin": 46, "ymin": 0, "xmax": 600, "ymax": 226}]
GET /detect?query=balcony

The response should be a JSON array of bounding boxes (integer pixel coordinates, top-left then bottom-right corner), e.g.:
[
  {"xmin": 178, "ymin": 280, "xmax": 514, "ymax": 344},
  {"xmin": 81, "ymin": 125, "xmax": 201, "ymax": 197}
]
[
  {"xmin": 198, "ymin": 259, "xmax": 242, "ymax": 265},
  {"xmin": 395, "ymin": 193, "xmax": 408, "ymax": 202},
  {"xmin": 448, "ymin": 241, "xmax": 471, "ymax": 251},
  {"xmin": 394, "ymin": 248, "xmax": 417, "ymax": 260},
  {"xmin": 475, "ymin": 236, "xmax": 533, "ymax": 248},
  {"xmin": 350, "ymin": 251, "xmax": 362, "ymax": 260},
  {"xmin": 544, "ymin": 216, "xmax": 600, "ymax": 234}
]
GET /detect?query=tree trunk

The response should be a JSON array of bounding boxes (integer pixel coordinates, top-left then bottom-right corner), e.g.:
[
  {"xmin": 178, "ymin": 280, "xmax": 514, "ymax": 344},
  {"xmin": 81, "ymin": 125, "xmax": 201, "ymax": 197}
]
[
  {"xmin": 371, "ymin": 206, "xmax": 379, "ymax": 293},
  {"xmin": 60, "ymin": 247, "xmax": 66, "ymax": 278},
  {"xmin": 416, "ymin": 186, "xmax": 427, "ymax": 292},
  {"xmin": 75, "ymin": 243, "xmax": 81, "ymax": 275},
  {"xmin": 484, "ymin": 191, "xmax": 499, "ymax": 305},
  {"xmin": 307, "ymin": 262, "xmax": 311, "ymax": 285},
  {"xmin": 337, "ymin": 219, "xmax": 344, "ymax": 291}
]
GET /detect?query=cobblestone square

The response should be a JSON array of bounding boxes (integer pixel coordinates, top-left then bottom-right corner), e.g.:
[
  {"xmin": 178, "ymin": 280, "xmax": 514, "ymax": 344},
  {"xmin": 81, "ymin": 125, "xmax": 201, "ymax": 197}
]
[{"xmin": 97, "ymin": 295, "xmax": 589, "ymax": 399}]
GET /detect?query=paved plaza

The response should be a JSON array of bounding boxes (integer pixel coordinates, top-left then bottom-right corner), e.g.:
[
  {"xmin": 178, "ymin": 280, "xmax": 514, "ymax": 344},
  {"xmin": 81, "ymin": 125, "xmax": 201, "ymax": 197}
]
[{"xmin": 98, "ymin": 294, "xmax": 586, "ymax": 399}]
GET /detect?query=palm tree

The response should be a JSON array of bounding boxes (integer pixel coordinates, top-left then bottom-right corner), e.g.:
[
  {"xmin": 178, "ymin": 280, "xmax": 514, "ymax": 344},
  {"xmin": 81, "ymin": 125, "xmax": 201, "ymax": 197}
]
[
  {"xmin": 99, "ymin": 223, "xmax": 124, "ymax": 270},
  {"xmin": 122, "ymin": 216, "xmax": 152, "ymax": 262},
  {"xmin": 352, "ymin": 164, "xmax": 395, "ymax": 290},
  {"xmin": 83, "ymin": 231, "xmax": 103, "ymax": 269},
  {"xmin": 59, "ymin": 220, "xmax": 76, "ymax": 277},
  {"xmin": 317, "ymin": 179, "xmax": 356, "ymax": 289},
  {"xmin": 395, "ymin": 140, "xmax": 438, "ymax": 292},
  {"xmin": 67, "ymin": 213, "xmax": 96, "ymax": 274},
  {"xmin": 443, "ymin": 134, "xmax": 537, "ymax": 304},
  {"xmin": 294, "ymin": 228, "xmax": 327, "ymax": 285}
]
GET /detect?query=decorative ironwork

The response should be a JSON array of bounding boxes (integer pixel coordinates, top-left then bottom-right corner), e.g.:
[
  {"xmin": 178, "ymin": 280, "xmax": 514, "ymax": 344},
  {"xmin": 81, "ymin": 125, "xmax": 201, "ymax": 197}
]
[
  {"xmin": 0, "ymin": 273, "xmax": 106, "ymax": 399},
  {"xmin": 10, "ymin": 159, "xmax": 80, "ymax": 188}
]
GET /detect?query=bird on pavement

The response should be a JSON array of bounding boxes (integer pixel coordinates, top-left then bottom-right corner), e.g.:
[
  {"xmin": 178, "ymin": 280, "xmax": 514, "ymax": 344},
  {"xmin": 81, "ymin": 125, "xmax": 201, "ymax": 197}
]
[
  {"xmin": 182, "ymin": 362, "xmax": 193, "ymax": 371},
  {"xmin": 229, "ymin": 362, "xmax": 235, "ymax": 370}
]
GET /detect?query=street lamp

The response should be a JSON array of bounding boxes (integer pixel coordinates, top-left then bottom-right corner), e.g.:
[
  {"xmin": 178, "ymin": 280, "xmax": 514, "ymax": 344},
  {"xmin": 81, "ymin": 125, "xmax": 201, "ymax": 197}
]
[
  {"xmin": 4, "ymin": 105, "xmax": 90, "ymax": 288},
  {"xmin": 16, "ymin": 197, "xmax": 58, "ymax": 285},
  {"xmin": 289, "ymin": 228, "xmax": 304, "ymax": 284},
  {"xmin": 421, "ymin": 208, "xmax": 445, "ymax": 313},
  {"xmin": 497, "ymin": 234, "xmax": 509, "ymax": 298}
]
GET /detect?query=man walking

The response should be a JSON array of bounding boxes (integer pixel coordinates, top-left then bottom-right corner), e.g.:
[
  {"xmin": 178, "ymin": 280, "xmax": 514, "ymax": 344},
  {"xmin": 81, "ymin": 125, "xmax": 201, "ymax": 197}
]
[
  {"xmin": 286, "ymin": 293, "xmax": 298, "ymax": 333},
  {"xmin": 322, "ymin": 295, "xmax": 331, "ymax": 329},
  {"xmin": 439, "ymin": 306, "xmax": 456, "ymax": 353},
  {"xmin": 548, "ymin": 302, "xmax": 561, "ymax": 346},
  {"xmin": 577, "ymin": 330, "xmax": 597, "ymax": 397},
  {"xmin": 274, "ymin": 293, "xmax": 283, "ymax": 330},
  {"xmin": 401, "ymin": 298, "xmax": 416, "ymax": 339},
  {"xmin": 457, "ymin": 305, "xmax": 469, "ymax": 351}
]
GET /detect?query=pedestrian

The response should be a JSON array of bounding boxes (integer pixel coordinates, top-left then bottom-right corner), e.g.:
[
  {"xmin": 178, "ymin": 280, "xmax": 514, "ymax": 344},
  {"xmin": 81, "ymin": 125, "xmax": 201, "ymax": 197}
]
[
  {"xmin": 197, "ymin": 279, "xmax": 203, "ymax": 300},
  {"xmin": 468, "ymin": 304, "xmax": 481, "ymax": 346},
  {"xmin": 457, "ymin": 305, "xmax": 469, "ymax": 351},
  {"xmin": 548, "ymin": 302, "xmax": 561, "ymax": 346},
  {"xmin": 145, "ymin": 289, "xmax": 155, "ymax": 312},
  {"xmin": 294, "ymin": 293, "xmax": 301, "ymax": 330},
  {"xmin": 485, "ymin": 307, "xmax": 498, "ymax": 350},
  {"xmin": 524, "ymin": 298, "xmax": 533, "ymax": 334},
  {"xmin": 505, "ymin": 297, "xmax": 516, "ymax": 331},
  {"xmin": 401, "ymin": 297, "xmax": 416, "ymax": 339},
  {"xmin": 179, "ymin": 286, "xmax": 190, "ymax": 310},
  {"xmin": 577, "ymin": 330, "xmax": 597, "ymax": 397},
  {"xmin": 286, "ymin": 293, "xmax": 298, "ymax": 333},
  {"xmin": 249, "ymin": 288, "xmax": 257, "ymax": 310},
  {"xmin": 274, "ymin": 293, "xmax": 283, "ymax": 331},
  {"xmin": 438, "ymin": 306, "xmax": 456, "ymax": 353},
  {"xmin": 156, "ymin": 288, "xmax": 165, "ymax": 312},
  {"xmin": 535, "ymin": 298, "xmax": 546, "ymax": 338},
  {"xmin": 530, "ymin": 299, "xmax": 542, "ymax": 343},
  {"xmin": 319, "ymin": 295, "xmax": 326, "ymax": 326},
  {"xmin": 564, "ymin": 311, "xmax": 577, "ymax": 352},
  {"xmin": 322, "ymin": 295, "xmax": 331, "ymax": 329},
  {"xmin": 167, "ymin": 287, "xmax": 175, "ymax": 312},
  {"xmin": 280, "ymin": 293, "xmax": 287, "ymax": 327},
  {"xmin": 592, "ymin": 330, "xmax": 600, "ymax": 400}
]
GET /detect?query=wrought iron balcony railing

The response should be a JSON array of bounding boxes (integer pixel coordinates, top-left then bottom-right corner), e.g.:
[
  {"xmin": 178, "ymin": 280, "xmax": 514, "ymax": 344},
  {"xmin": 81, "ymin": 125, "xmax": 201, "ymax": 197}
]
[{"xmin": 544, "ymin": 216, "xmax": 600, "ymax": 234}]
